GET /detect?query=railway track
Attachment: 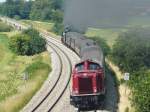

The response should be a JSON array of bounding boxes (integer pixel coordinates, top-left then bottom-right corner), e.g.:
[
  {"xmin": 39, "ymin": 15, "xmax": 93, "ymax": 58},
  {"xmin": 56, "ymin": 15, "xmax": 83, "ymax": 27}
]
[
  {"xmin": 22, "ymin": 34, "xmax": 80, "ymax": 112},
  {"xmin": 34, "ymin": 42, "xmax": 72, "ymax": 112}
]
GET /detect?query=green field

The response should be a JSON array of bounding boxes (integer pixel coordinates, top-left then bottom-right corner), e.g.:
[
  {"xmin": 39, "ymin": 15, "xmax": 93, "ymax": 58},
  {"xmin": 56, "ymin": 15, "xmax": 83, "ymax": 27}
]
[
  {"xmin": 21, "ymin": 20, "xmax": 54, "ymax": 32},
  {"xmin": 85, "ymin": 28, "xmax": 120, "ymax": 47},
  {"xmin": 20, "ymin": 20, "xmax": 61, "ymax": 38},
  {"xmin": 85, "ymin": 16, "xmax": 150, "ymax": 48},
  {"xmin": 0, "ymin": 33, "xmax": 51, "ymax": 112}
]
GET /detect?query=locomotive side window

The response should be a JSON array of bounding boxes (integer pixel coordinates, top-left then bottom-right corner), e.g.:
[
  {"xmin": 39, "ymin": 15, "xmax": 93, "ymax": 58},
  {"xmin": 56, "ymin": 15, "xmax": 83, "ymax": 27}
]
[
  {"xmin": 76, "ymin": 63, "xmax": 84, "ymax": 71},
  {"xmin": 89, "ymin": 63, "xmax": 100, "ymax": 70}
]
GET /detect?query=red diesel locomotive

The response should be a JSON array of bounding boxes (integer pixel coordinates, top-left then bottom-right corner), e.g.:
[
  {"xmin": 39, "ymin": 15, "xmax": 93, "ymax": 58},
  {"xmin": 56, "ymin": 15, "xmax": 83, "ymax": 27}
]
[{"xmin": 62, "ymin": 31, "xmax": 105, "ymax": 109}]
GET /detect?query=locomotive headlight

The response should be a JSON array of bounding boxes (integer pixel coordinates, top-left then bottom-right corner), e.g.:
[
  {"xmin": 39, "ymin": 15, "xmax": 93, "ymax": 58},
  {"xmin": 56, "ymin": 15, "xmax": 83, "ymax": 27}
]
[
  {"xmin": 74, "ymin": 90, "xmax": 79, "ymax": 94},
  {"xmin": 94, "ymin": 88, "xmax": 97, "ymax": 93},
  {"xmin": 74, "ymin": 88, "xmax": 79, "ymax": 94}
]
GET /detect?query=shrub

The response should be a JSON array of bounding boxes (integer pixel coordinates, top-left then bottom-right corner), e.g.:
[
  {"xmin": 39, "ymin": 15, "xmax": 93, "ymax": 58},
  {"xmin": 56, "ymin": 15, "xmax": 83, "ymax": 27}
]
[
  {"xmin": 23, "ymin": 28, "xmax": 46, "ymax": 55},
  {"xmin": 23, "ymin": 28, "xmax": 39, "ymax": 38},
  {"xmin": 9, "ymin": 34, "xmax": 30, "ymax": 55},
  {"xmin": 9, "ymin": 28, "xmax": 46, "ymax": 55}
]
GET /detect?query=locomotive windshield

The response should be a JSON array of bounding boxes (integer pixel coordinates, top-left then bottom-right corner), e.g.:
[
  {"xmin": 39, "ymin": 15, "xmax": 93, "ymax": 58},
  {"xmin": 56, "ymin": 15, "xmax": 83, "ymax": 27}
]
[
  {"xmin": 89, "ymin": 63, "xmax": 100, "ymax": 70},
  {"xmin": 76, "ymin": 63, "xmax": 84, "ymax": 71}
]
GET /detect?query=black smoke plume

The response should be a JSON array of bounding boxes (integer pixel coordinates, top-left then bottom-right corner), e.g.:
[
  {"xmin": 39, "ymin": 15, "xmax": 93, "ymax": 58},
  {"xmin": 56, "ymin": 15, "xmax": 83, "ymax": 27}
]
[{"xmin": 64, "ymin": 0, "xmax": 150, "ymax": 32}]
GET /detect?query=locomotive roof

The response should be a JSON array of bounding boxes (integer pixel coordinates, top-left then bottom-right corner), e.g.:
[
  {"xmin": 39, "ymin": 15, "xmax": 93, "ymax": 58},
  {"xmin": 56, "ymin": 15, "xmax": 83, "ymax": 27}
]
[
  {"xmin": 81, "ymin": 46, "xmax": 104, "ymax": 67},
  {"xmin": 65, "ymin": 32, "xmax": 104, "ymax": 67},
  {"xmin": 66, "ymin": 32, "xmax": 96, "ymax": 48}
]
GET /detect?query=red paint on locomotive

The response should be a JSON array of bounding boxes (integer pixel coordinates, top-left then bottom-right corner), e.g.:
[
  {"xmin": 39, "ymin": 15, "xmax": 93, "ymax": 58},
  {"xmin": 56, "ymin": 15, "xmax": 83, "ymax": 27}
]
[{"xmin": 71, "ymin": 60, "xmax": 105, "ymax": 96}]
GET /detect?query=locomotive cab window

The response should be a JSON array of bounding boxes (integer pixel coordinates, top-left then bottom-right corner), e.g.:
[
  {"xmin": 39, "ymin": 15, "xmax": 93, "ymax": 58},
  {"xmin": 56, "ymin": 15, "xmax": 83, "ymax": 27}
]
[
  {"xmin": 75, "ymin": 63, "xmax": 84, "ymax": 71},
  {"xmin": 89, "ymin": 62, "xmax": 100, "ymax": 70}
]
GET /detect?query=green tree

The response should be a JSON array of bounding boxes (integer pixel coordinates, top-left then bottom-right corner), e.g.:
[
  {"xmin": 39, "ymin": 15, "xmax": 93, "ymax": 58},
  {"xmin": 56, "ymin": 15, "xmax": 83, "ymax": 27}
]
[
  {"xmin": 0, "ymin": 0, "xmax": 32, "ymax": 19},
  {"xmin": 29, "ymin": 0, "xmax": 53, "ymax": 20},
  {"xmin": 51, "ymin": 10, "xmax": 63, "ymax": 23},
  {"xmin": 51, "ymin": 0, "xmax": 64, "ymax": 10},
  {"xmin": 0, "ymin": 0, "xmax": 64, "ymax": 35},
  {"xmin": 18, "ymin": 0, "xmax": 32, "ymax": 19}
]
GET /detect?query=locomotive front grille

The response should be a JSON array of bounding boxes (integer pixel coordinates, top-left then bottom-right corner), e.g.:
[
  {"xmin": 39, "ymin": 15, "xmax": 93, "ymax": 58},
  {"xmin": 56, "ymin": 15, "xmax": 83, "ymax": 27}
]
[{"xmin": 78, "ymin": 77, "xmax": 93, "ymax": 94}]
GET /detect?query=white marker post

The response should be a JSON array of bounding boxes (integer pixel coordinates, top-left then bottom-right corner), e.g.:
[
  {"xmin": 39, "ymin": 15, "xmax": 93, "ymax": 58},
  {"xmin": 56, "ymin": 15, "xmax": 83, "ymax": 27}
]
[
  {"xmin": 23, "ymin": 71, "xmax": 28, "ymax": 88},
  {"xmin": 124, "ymin": 73, "xmax": 130, "ymax": 81},
  {"xmin": 124, "ymin": 73, "xmax": 130, "ymax": 95}
]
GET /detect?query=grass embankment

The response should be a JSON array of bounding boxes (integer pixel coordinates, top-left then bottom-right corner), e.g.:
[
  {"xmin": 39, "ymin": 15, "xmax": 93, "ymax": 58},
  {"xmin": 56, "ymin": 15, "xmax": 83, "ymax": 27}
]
[{"xmin": 0, "ymin": 33, "xmax": 51, "ymax": 112}]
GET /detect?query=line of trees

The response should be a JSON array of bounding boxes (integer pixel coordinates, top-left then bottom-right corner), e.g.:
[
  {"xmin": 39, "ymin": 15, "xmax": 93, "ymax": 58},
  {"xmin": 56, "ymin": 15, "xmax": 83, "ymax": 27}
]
[
  {"xmin": 111, "ymin": 28, "xmax": 150, "ymax": 112},
  {"xmin": 0, "ymin": 0, "xmax": 64, "ymax": 34}
]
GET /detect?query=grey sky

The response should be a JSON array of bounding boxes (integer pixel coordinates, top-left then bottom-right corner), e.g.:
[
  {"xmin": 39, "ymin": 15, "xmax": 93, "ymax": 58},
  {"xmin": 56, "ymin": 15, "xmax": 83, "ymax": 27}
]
[{"xmin": 0, "ymin": 0, "xmax": 5, "ymax": 2}]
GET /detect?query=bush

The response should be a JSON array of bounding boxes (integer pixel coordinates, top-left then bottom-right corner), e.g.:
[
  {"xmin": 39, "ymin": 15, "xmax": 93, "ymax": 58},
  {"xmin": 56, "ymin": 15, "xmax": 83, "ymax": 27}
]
[
  {"xmin": 9, "ymin": 34, "xmax": 30, "ymax": 55},
  {"xmin": 0, "ymin": 22, "xmax": 13, "ymax": 32},
  {"xmin": 23, "ymin": 27, "xmax": 39, "ymax": 37},
  {"xmin": 9, "ymin": 28, "xmax": 46, "ymax": 55},
  {"xmin": 23, "ymin": 28, "xmax": 46, "ymax": 55}
]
